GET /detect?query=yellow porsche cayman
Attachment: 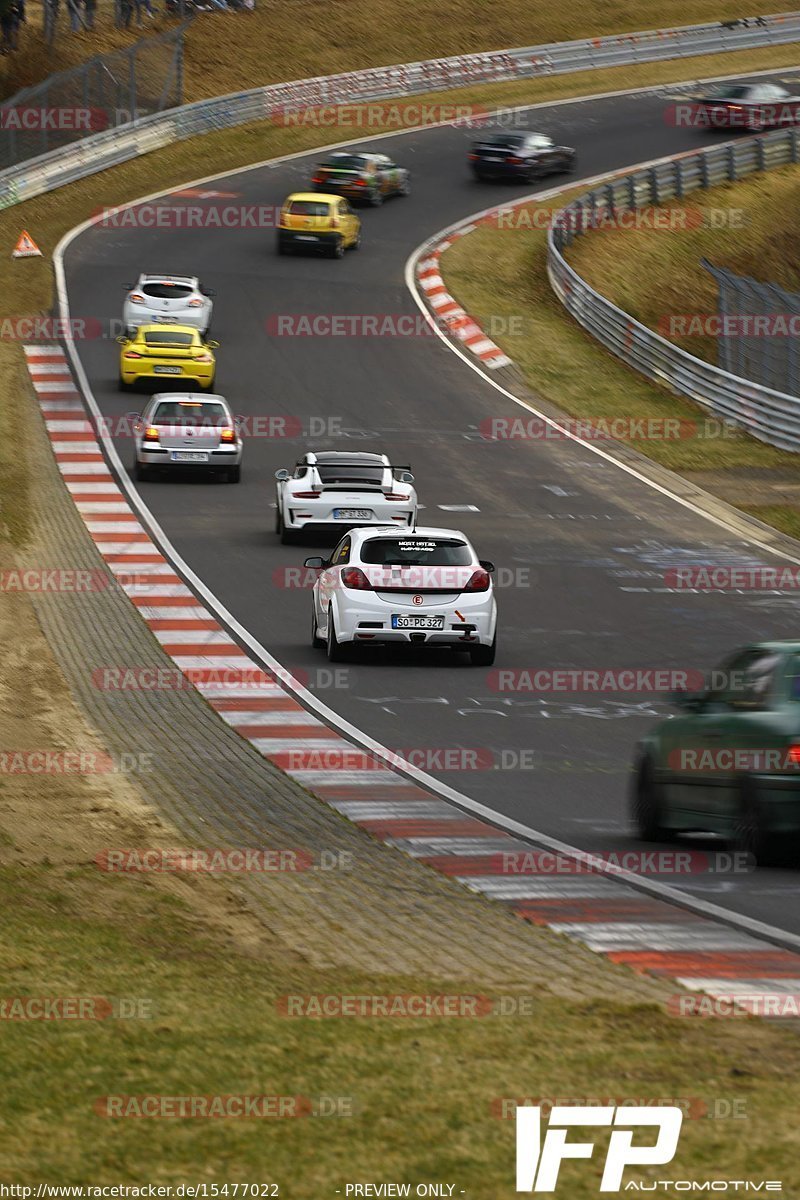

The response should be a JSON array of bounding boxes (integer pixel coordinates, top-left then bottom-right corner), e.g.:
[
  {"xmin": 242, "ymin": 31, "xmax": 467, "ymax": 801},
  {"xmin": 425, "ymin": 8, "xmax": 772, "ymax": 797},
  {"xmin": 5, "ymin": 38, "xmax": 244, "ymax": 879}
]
[
  {"xmin": 277, "ymin": 193, "xmax": 361, "ymax": 258},
  {"xmin": 118, "ymin": 324, "xmax": 219, "ymax": 391}
]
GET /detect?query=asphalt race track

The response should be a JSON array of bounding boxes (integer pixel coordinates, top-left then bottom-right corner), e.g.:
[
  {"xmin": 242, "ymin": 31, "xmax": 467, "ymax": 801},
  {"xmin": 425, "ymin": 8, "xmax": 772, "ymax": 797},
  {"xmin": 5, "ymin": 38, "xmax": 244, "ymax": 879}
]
[{"xmin": 63, "ymin": 75, "xmax": 800, "ymax": 934}]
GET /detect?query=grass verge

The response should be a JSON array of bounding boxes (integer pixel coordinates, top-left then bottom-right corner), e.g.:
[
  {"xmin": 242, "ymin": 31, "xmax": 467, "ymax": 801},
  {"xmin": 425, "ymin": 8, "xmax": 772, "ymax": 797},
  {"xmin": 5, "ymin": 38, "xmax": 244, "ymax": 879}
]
[
  {"xmin": 440, "ymin": 164, "xmax": 800, "ymax": 538},
  {"xmin": 6, "ymin": 0, "xmax": 794, "ymax": 102}
]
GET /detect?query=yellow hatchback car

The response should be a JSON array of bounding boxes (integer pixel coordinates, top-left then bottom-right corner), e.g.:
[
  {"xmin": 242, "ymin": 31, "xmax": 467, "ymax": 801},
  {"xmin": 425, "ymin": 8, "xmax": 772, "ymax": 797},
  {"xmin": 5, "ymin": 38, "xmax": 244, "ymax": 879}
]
[
  {"xmin": 277, "ymin": 192, "xmax": 361, "ymax": 259},
  {"xmin": 118, "ymin": 324, "xmax": 219, "ymax": 391}
]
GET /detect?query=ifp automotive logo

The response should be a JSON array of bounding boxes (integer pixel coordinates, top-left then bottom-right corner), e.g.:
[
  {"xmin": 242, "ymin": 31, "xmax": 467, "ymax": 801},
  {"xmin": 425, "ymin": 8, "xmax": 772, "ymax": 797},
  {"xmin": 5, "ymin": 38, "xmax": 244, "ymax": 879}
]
[{"xmin": 516, "ymin": 1105, "xmax": 683, "ymax": 1192}]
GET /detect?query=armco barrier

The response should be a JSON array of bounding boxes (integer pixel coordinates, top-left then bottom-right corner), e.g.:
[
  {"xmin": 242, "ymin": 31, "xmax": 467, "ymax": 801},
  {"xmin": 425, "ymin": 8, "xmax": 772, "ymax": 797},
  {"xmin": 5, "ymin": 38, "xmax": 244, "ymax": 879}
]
[
  {"xmin": 3, "ymin": 11, "xmax": 800, "ymax": 210},
  {"xmin": 547, "ymin": 128, "xmax": 800, "ymax": 452}
]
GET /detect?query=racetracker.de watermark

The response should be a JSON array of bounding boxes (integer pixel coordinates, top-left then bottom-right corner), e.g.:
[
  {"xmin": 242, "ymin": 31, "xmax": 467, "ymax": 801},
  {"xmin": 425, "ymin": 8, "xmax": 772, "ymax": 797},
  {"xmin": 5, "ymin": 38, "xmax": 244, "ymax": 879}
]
[
  {"xmin": 499, "ymin": 849, "xmax": 752, "ymax": 875},
  {"xmin": 277, "ymin": 993, "xmax": 539, "ymax": 1017},
  {"xmin": 90, "ymin": 665, "xmax": 352, "ymax": 692},
  {"xmin": 0, "ymin": 751, "xmax": 153, "ymax": 774},
  {"xmin": 665, "ymin": 100, "xmax": 800, "ymax": 127},
  {"xmin": 665, "ymin": 565, "xmax": 800, "ymax": 590},
  {"xmin": 659, "ymin": 313, "xmax": 800, "ymax": 338},
  {"xmin": 94, "ymin": 848, "xmax": 353, "ymax": 872},
  {"xmin": 0, "ymin": 996, "xmax": 153, "ymax": 1020},
  {"xmin": 264, "ymin": 312, "xmax": 530, "ymax": 338},
  {"xmin": 94, "ymin": 1094, "xmax": 355, "ymax": 1118},
  {"xmin": 491, "ymin": 1096, "xmax": 747, "ymax": 1120},
  {"xmin": 478, "ymin": 416, "xmax": 736, "ymax": 442},
  {"xmin": 669, "ymin": 993, "xmax": 800, "ymax": 1018},
  {"xmin": 489, "ymin": 205, "xmax": 746, "ymax": 233},
  {"xmin": 268, "ymin": 101, "xmax": 526, "ymax": 128},
  {"xmin": 487, "ymin": 668, "xmax": 703, "ymax": 693}
]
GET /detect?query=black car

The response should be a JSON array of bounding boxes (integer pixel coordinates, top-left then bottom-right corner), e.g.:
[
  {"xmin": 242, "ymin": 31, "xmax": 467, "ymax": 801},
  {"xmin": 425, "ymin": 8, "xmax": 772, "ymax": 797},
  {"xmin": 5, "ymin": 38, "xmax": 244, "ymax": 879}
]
[
  {"xmin": 469, "ymin": 131, "xmax": 576, "ymax": 182},
  {"xmin": 688, "ymin": 82, "xmax": 800, "ymax": 131}
]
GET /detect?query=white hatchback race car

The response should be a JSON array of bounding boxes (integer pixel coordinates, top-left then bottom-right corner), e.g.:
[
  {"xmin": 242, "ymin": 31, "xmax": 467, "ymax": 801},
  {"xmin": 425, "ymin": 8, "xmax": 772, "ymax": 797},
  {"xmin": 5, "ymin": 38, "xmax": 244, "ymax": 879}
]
[
  {"xmin": 305, "ymin": 526, "xmax": 498, "ymax": 665},
  {"xmin": 122, "ymin": 274, "xmax": 214, "ymax": 337},
  {"xmin": 274, "ymin": 451, "xmax": 416, "ymax": 543}
]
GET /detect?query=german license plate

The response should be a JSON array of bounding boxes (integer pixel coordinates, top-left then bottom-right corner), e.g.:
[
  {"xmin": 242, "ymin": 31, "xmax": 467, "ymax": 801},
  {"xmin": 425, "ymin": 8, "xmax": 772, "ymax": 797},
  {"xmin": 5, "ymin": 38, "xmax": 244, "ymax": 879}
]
[
  {"xmin": 333, "ymin": 508, "xmax": 372, "ymax": 520},
  {"xmin": 154, "ymin": 365, "xmax": 182, "ymax": 374},
  {"xmin": 171, "ymin": 451, "xmax": 209, "ymax": 463},
  {"xmin": 392, "ymin": 614, "xmax": 444, "ymax": 630}
]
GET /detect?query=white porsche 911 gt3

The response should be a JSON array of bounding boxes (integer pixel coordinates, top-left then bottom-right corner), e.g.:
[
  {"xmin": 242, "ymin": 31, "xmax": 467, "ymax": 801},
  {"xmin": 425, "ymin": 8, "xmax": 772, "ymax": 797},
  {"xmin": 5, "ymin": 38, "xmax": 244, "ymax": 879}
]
[
  {"xmin": 305, "ymin": 525, "xmax": 498, "ymax": 665},
  {"xmin": 274, "ymin": 451, "xmax": 416, "ymax": 543}
]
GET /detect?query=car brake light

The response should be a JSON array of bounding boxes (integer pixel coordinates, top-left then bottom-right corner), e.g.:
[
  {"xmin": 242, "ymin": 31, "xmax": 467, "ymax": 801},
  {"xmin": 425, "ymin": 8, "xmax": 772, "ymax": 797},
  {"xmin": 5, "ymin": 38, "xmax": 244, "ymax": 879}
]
[
  {"xmin": 123, "ymin": 350, "xmax": 143, "ymax": 359},
  {"xmin": 383, "ymin": 493, "xmax": 407, "ymax": 501},
  {"xmin": 468, "ymin": 153, "xmax": 478, "ymax": 160},
  {"xmin": 293, "ymin": 491, "xmax": 321, "ymax": 499},
  {"xmin": 144, "ymin": 426, "xmax": 159, "ymax": 442},
  {"xmin": 341, "ymin": 567, "xmax": 373, "ymax": 590},
  {"xmin": 787, "ymin": 742, "xmax": 800, "ymax": 765},
  {"xmin": 220, "ymin": 428, "xmax": 236, "ymax": 443},
  {"xmin": 193, "ymin": 353, "xmax": 214, "ymax": 362},
  {"xmin": 506, "ymin": 155, "xmax": 522, "ymax": 164},
  {"xmin": 187, "ymin": 298, "xmax": 204, "ymax": 307},
  {"xmin": 312, "ymin": 175, "xmax": 324, "ymax": 184},
  {"xmin": 331, "ymin": 217, "xmax": 340, "ymax": 228},
  {"xmin": 463, "ymin": 568, "xmax": 490, "ymax": 592}
]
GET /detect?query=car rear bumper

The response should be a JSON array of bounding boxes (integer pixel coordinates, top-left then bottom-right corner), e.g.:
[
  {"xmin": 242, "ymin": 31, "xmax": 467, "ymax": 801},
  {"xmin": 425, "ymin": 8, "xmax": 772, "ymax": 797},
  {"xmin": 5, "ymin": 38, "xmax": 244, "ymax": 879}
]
[
  {"xmin": 121, "ymin": 367, "xmax": 215, "ymax": 387},
  {"xmin": 137, "ymin": 446, "xmax": 241, "ymax": 468},
  {"xmin": 333, "ymin": 599, "xmax": 496, "ymax": 646},
  {"xmin": 286, "ymin": 514, "xmax": 415, "ymax": 532},
  {"xmin": 278, "ymin": 229, "xmax": 340, "ymax": 246},
  {"xmin": 472, "ymin": 162, "xmax": 533, "ymax": 179},
  {"xmin": 752, "ymin": 775, "xmax": 800, "ymax": 831}
]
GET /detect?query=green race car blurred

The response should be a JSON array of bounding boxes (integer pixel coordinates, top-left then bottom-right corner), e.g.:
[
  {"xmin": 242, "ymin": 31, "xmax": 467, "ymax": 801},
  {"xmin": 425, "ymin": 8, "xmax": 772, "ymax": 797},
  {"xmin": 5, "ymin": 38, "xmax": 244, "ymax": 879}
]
[
  {"xmin": 631, "ymin": 641, "xmax": 800, "ymax": 864},
  {"xmin": 311, "ymin": 151, "xmax": 410, "ymax": 206}
]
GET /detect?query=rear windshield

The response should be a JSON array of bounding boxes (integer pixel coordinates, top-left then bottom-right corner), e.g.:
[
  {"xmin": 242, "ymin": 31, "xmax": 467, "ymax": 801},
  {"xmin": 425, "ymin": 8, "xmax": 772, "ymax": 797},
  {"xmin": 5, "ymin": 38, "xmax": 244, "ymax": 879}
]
[
  {"xmin": 361, "ymin": 538, "xmax": 472, "ymax": 566},
  {"xmin": 321, "ymin": 155, "xmax": 367, "ymax": 170},
  {"xmin": 315, "ymin": 464, "xmax": 384, "ymax": 485},
  {"xmin": 152, "ymin": 402, "xmax": 227, "ymax": 425},
  {"xmin": 705, "ymin": 85, "xmax": 752, "ymax": 99},
  {"xmin": 142, "ymin": 283, "xmax": 194, "ymax": 299},
  {"xmin": 142, "ymin": 330, "xmax": 196, "ymax": 346},
  {"xmin": 474, "ymin": 134, "xmax": 525, "ymax": 149},
  {"xmin": 288, "ymin": 200, "xmax": 332, "ymax": 215}
]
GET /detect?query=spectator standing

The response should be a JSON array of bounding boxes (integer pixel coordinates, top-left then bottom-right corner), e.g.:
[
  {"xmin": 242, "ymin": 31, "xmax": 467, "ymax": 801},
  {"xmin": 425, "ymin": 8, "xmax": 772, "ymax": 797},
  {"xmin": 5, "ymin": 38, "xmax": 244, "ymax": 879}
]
[
  {"xmin": 83, "ymin": 0, "xmax": 95, "ymax": 27},
  {"xmin": 66, "ymin": 0, "xmax": 82, "ymax": 29},
  {"xmin": 133, "ymin": 0, "xmax": 153, "ymax": 23}
]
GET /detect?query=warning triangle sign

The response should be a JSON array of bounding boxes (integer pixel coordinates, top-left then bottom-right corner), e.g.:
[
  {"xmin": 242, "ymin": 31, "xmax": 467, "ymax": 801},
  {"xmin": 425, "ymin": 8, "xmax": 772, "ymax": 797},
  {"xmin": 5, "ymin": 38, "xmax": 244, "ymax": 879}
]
[{"xmin": 12, "ymin": 230, "xmax": 42, "ymax": 258}]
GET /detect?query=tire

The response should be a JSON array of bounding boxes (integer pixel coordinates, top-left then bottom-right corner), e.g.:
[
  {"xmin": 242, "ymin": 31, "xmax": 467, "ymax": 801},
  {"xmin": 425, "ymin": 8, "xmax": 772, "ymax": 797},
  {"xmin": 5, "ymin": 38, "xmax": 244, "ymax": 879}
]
[
  {"xmin": 398, "ymin": 176, "xmax": 410, "ymax": 197},
  {"xmin": 369, "ymin": 188, "xmax": 384, "ymax": 207},
  {"xmin": 732, "ymin": 776, "xmax": 785, "ymax": 866},
  {"xmin": 348, "ymin": 229, "xmax": 361, "ymax": 251},
  {"xmin": 326, "ymin": 611, "xmax": 348, "ymax": 661},
  {"xmin": 277, "ymin": 237, "xmax": 288, "ymax": 255},
  {"xmin": 631, "ymin": 755, "xmax": 670, "ymax": 842},
  {"xmin": 280, "ymin": 525, "xmax": 297, "ymax": 545},
  {"xmin": 133, "ymin": 460, "xmax": 151, "ymax": 483},
  {"xmin": 119, "ymin": 377, "xmax": 132, "ymax": 392},
  {"xmin": 311, "ymin": 607, "xmax": 325, "ymax": 650},
  {"xmin": 469, "ymin": 633, "xmax": 497, "ymax": 667},
  {"xmin": 329, "ymin": 237, "xmax": 345, "ymax": 259},
  {"xmin": 228, "ymin": 464, "xmax": 241, "ymax": 484},
  {"xmin": 275, "ymin": 502, "xmax": 283, "ymax": 535}
]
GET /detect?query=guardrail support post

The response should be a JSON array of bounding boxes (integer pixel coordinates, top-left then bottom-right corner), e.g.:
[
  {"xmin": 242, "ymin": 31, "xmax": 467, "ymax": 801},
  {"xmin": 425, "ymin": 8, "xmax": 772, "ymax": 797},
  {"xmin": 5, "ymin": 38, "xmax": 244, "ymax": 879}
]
[
  {"xmin": 756, "ymin": 138, "xmax": 767, "ymax": 171},
  {"xmin": 727, "ymin": 143, "xmax": 737, "ymax": 180},
  {"xmin": 792, "ymin": 129, "xmax": 800, "ymax": 164},
  {"xmin": 649, "ymin": 166, "xmax": 659, "ymax": 206},
  {"xmin": 700, "ymin": 152, "xmax": 710, "ymax": 189}
]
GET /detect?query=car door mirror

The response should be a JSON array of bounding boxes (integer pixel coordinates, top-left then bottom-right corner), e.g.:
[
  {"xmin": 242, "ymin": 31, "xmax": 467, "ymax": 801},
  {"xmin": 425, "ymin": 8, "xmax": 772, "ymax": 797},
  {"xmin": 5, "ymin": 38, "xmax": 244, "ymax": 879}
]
[
  {"xmin": 275, "ymin": 469, "xmax": 290, "ymax": 481},
  {"xmin": 479, "ymin": 559, "xmax": 496, "ymax": 574},
  {"xmin": 206, "ymin": 339, "xmax": 220, "ymax": 349},
  {"xmin": 304, "ymin": 557, "xmax": 325, "ymax": 569},
  {"xmin": 398, "ymin": 471, "xmax": 414, "ymax": 483},
  {"xmin": 123, "ymin": 283, "xmax": 133, "ymax": 289},
  {"xmin": 116, "ymin": 334, "xmax": 129, "ymax": 344},
  {"xmin": 201, "ymin": 287, "xmax": 215, "ymax": 297}
]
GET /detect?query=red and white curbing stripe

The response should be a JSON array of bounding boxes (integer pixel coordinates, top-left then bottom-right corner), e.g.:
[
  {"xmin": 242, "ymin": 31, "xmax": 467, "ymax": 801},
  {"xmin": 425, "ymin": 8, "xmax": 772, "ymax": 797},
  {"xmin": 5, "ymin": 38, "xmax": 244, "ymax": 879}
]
[
  {"xmin": 25, "ymin": 342, "xmax": 800, "ymax": 1013},
  {"xmin": 417, "ymin": 231, "xmax": 512, "ymax": 370}
]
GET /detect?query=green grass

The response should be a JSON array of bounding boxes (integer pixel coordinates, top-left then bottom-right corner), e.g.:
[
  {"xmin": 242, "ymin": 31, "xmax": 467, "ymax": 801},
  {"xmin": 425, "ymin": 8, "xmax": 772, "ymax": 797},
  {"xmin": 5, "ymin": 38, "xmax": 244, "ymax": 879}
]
[
  {"xmin": 440, "ymin": 176, "xmax": 800, "ymax": 536},
  {"xmin": 7, "ymin": 0, "xmax": 795, "ymax": 103},
  {"xmin": 4, "ymin": 864, "xmax": 800, "ymax": 1186}
]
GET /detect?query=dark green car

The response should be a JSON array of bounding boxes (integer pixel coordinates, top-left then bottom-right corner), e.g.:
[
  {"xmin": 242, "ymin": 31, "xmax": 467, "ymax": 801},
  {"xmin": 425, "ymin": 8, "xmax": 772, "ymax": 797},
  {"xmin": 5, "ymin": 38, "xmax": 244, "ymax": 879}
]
[
  {"xmin": 631, "ymin": 641, "xmax": 800, "ymax": 864},
  {"xmin": 311, "ymin": 151, "xmax": 410, "ymax": 207}
]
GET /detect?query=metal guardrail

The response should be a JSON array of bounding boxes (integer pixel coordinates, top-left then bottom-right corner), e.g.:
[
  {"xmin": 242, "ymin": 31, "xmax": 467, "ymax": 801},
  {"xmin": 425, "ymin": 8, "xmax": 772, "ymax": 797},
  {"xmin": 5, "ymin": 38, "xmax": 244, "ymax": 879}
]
[
  {"xmin": 547, "ymin": 127, "xmax": 800, "ymax": 452},
  {"xmin": 3, "ymin": 11, "xmax": 800, "ymax": 210}
]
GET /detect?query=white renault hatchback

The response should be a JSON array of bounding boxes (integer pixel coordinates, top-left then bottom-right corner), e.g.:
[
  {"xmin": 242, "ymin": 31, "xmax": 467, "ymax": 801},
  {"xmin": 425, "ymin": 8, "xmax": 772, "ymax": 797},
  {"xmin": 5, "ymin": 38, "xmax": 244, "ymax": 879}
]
[
  {"xmin": 123, "ymin": 274, "xmax": 214, "ymax": 337},
  {"xmin": 305, "ymin": 526, "xmax": 497, "ymax": 664},
  {"xmin": 275, "ymin": 451, "xmax": 416, "ymax": 543}
]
